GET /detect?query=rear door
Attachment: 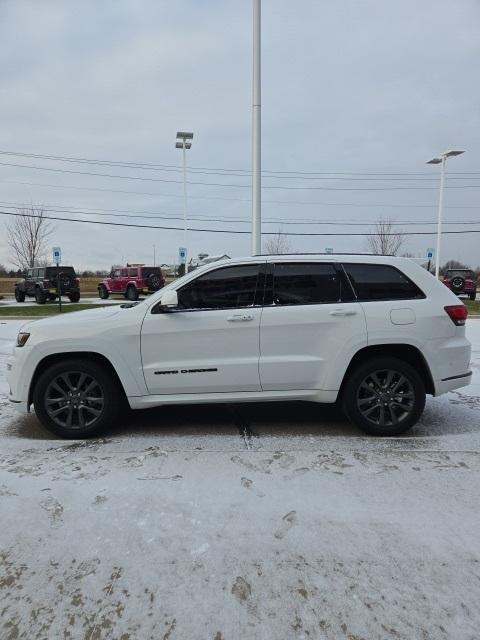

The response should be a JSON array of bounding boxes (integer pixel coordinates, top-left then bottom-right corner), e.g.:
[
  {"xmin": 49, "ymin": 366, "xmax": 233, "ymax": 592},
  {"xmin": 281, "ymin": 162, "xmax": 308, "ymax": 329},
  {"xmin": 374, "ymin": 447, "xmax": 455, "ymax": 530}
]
[
  {"xmin": 259, "ymin": 261, "xmax": 367, "ymax": 391},
  {"xmin": 141, "ymin": 262, "xmax": 265, "ymax": 394}
]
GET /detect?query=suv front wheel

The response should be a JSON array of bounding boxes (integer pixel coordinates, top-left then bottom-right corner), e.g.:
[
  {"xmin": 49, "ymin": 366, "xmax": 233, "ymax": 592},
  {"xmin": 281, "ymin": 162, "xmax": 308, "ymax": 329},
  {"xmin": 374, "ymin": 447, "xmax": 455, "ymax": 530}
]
[
  {"xmin": 33, "ymin": 359, "xmax": 122, "ymax": 438},
  {"xmin": 14, "ymin": 287, "xmax": 25, "ymax": 302},
  {"xmin": 342, "ymin": 356, "xmax": 426, "ymax": 436},
  {"xmin": 98, "ymin": 285, "xmax": 109, "ymax": 299}
]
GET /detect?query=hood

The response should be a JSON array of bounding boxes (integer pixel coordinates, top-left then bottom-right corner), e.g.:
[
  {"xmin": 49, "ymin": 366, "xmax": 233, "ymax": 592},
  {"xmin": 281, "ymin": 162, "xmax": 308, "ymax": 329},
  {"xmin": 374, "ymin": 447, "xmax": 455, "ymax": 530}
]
[{"xmin": 22, "ymin": 305, "xmax": 123, "ymax": 334}]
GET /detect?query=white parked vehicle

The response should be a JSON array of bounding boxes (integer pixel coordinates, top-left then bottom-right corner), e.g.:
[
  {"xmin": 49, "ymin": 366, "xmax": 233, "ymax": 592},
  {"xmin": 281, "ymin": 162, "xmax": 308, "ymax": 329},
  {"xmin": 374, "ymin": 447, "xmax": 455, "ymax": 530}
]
[{"xmin": 6, "ymin": 254, "xmax": 472, "ymax": 438}]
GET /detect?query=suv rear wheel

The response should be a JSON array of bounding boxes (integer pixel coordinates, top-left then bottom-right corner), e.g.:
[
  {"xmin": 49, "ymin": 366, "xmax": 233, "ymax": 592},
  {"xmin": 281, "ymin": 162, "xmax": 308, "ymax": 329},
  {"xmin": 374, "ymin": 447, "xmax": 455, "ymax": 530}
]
[
  {"xmin": 126, "ymin": 284, "xmax": 139, "ymax": 301},
  {"xmin": 470, "ymin": 292, "xmax": 477, "ymax": 301},
  {"xmin": 342, "ymin": 356, "xmax": 426, "ymax": 436},
  {"xmin": 68, "ymin": 292, "xmax": 80, "ymax": 303},
  {"xmin": 33, "ymin": 359, "xmax": 122, "ymax": 438},
  {"xmin": 14, "ymin": 287, "xmax": 25, "ymax": 302},
  {"xmin": 35, "ymin": 288, "xmax": 47, "ymax": 305}
]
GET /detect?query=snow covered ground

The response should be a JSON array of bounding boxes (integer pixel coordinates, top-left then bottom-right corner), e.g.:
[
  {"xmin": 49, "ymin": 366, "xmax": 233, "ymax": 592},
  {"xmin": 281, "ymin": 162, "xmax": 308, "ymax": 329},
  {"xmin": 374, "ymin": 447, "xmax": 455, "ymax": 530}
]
[{"xmin": 1, "ymin": 319, "xmax": 479, "ymax": 639}]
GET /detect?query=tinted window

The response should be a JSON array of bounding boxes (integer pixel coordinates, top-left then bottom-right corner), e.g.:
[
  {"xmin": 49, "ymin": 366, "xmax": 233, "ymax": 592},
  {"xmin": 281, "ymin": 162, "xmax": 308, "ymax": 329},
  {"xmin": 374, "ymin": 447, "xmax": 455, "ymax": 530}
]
[
  {"xmin": 46, "ymin": 267, "xmax": 75, "ymax": 276},
  {"xmin": 343, "ymin": 263, "xmax": 425, "ymax": 301},
  {"xmin": 178, "ymin": 264, "xmax": 259, "ymax": 310},
  {"xmin": 272, "ymin": 263, "xmax": 349, "ymax": 305}
]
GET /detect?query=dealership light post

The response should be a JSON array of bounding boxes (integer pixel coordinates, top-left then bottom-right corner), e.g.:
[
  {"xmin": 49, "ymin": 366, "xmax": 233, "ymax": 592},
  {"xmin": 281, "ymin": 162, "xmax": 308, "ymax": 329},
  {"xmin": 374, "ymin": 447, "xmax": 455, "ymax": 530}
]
[
  {"xmin": 426, "ymin": 150, "xmax": 465, "ymax": 279},
  {"xmin": 176, "ymin": 131, "xmax": 193, "ymax": 257},
  {"xmin": 252, "ymin": 0, "xmax": 261, "ymax": 255}
]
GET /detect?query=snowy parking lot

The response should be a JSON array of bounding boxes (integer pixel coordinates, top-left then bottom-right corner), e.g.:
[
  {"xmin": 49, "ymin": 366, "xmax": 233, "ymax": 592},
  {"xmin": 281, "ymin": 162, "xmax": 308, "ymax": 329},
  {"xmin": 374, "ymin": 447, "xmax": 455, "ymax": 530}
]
[{"xmin": 1, "ymin": 319, "xmax": 480, "ymax": 639}]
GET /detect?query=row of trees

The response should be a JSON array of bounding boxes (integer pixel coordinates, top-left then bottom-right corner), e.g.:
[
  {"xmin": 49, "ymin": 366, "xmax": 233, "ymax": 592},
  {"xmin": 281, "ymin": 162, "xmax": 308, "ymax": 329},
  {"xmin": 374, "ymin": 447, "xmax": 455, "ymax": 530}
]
[{"xmin": 1, "ymin": 208, "xmax": 478, "ymax": 277}]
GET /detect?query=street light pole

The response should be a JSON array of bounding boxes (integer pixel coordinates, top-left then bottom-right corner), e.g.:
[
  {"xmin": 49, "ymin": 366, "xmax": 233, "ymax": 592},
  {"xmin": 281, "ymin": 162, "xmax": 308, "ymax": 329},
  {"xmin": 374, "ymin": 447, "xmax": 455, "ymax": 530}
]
[
  {"xmin": 426, "ymin": 150, "xmax": 465, "ymax": 279},
  {"xmin": 434, "ymin": 156, "xmax": 446, "ymax": 280},
  {"xmin": 176, "ymin": 131, "xmax": 193, "ymax": 263},
  {"xmin": 252, "ymin": 0, "xmax": 261, "ymax": 256}
]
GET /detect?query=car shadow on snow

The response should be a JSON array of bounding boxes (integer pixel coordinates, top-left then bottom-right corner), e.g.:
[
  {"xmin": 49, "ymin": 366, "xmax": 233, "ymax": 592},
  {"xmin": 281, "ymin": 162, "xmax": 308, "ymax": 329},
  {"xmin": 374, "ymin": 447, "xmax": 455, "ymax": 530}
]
[{"xmin": 5, "ymin": 394, "xmax": 479, "ymax": 443}]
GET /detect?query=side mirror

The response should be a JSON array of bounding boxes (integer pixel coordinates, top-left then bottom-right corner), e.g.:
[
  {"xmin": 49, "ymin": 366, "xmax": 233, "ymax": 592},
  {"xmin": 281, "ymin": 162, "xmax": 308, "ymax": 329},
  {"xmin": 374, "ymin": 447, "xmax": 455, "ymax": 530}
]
[{"xmin": 159, "ymin": 289, "xmax": 178, "ymax": 310}]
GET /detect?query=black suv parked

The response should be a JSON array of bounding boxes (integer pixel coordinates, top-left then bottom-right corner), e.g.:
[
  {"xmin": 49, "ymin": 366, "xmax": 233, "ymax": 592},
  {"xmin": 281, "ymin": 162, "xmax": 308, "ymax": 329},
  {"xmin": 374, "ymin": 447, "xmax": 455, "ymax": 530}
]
[{"xmin": 15, "ymin": 266, "xmax": 81, "ymax": 304}]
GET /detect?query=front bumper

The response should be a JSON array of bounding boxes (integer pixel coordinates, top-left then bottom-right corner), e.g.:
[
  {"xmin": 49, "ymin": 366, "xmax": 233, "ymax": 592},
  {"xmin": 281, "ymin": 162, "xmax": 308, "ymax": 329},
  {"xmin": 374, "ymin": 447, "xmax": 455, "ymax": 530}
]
[{"xmin": 6, "ymin": 345, "xmax": 41, "ymax": 413}]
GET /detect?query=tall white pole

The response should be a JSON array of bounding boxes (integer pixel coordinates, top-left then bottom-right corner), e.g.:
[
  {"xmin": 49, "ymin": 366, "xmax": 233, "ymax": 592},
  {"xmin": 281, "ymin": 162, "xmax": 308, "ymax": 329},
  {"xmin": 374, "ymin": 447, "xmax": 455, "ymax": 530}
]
[
  {"xmin": 435, "ymin": 156, "xmax": 446, "ymax": 279},
  {"xmin": 252, "ymin": 0, "xmax": 261, "ymax": 255},
  {"xmin": 182, "ymin": 142, "xmax": 188, "ymax": 250}
]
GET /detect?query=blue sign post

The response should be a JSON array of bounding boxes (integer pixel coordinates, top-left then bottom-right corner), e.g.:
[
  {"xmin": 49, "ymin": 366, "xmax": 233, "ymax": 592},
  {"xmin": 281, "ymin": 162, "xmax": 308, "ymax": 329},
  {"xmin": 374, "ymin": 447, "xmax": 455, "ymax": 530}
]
[
  {"xmin": 426, "ymin": 248, "xmax": 435, "ymax": 274},
  {"xmin": 52, "ymin": 246, "xmax": 62, "ymax": 312}
]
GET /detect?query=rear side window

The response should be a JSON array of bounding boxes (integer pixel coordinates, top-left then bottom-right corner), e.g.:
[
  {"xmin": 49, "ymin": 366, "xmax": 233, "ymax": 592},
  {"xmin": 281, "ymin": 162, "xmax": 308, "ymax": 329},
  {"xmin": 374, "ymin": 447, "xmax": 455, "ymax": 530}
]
[
  {"xmin": 272, "ymin": 263, "xmax": 352, "ymax": 305},
  {"xmin": 343, "ymin": 263, "xmax": 425, "ymax": 301},
  {"xmin": 178, "ymin": 264, "xmax": 260, "ymax": 310}
]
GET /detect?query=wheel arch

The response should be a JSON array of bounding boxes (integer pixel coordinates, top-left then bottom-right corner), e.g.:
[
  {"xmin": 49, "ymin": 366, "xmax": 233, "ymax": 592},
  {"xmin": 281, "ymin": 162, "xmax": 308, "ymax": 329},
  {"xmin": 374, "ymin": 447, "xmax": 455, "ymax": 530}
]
[
  {"xmin": 339, "ymin": 344, "xmax": 435, "ymax": 398},
  {"xmin": 28, "ymin": 352, "xmax": 128, "ymax": 407}
]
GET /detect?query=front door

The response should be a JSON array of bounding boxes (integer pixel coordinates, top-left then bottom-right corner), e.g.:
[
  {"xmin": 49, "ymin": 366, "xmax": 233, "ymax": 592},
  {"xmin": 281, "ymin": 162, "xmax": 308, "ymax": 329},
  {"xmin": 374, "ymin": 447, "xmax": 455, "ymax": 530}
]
[
  {"xmin": 141, "ymin": 262, "xmax": 265, "ymax": 394},
  {"xmin": 259, "ymin": 261, "xmax": 367, "ymax": 390}
]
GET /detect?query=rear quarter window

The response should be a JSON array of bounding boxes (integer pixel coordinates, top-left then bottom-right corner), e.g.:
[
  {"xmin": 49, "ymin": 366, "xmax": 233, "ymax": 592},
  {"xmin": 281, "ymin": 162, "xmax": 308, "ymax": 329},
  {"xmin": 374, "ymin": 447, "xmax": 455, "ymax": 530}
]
[{"xmin": 343, "ymin": 263, "xmax": 425, "ymax": 301}]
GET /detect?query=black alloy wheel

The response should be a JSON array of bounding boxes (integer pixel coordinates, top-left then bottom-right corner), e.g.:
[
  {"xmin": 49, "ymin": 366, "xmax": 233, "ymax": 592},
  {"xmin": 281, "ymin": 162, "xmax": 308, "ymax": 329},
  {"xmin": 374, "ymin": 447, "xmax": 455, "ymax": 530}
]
[
  {"xmin": 33, "ymin": 360, "xmax": 122, "ymax": 438},
  {"xmin": 343, "ymin": 357, "xmax": 426, "ymax": 436}
]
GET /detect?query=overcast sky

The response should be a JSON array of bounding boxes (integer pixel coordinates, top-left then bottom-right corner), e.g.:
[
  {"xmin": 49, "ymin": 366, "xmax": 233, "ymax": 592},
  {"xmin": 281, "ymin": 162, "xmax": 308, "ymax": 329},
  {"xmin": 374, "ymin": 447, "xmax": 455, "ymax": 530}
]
[{"xmin": 0, "ymin": 0, "xmax": 479, "ymax": 270}]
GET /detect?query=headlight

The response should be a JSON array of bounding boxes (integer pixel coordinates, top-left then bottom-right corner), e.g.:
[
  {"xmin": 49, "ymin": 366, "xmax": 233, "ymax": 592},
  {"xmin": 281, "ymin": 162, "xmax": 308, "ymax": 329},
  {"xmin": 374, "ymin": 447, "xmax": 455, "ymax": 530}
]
[{"xmin": 16, "ymin": 332, "xmax": 30, "ymax": 347}]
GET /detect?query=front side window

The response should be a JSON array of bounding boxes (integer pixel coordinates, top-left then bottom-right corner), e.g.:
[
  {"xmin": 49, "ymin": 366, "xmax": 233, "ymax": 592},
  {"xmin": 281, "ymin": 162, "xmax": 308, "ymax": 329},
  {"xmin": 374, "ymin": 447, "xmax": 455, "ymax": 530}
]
[
  {"xmin": 178, "ymin": 264, "xmax": 260, "ymax": 310},
  {"xmin": 343, "ymin": 263, "xmax": 425, "ymax": 301},
  {"xmin": 271, "ymin": 263, "xmax": 350, "ymax": 305},
  {"xmin": 112, "ymin": 269, "xmax": 122, "ymax": 278}
]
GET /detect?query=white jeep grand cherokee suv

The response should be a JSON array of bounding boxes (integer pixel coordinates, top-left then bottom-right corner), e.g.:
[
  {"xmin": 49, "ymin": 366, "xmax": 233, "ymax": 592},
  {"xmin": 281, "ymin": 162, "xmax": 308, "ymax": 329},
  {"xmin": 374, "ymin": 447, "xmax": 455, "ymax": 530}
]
[{"xmin": 6, "ymin": 254, "xmax": 472, "ymax": 438}]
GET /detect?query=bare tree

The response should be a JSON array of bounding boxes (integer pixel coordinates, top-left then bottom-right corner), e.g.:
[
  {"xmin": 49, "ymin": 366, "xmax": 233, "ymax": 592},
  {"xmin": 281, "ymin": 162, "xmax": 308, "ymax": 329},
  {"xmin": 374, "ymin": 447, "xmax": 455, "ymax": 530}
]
[
  {"xmin": 6, "ymin": 207, "xmax": 53, "ymax": 271},
  {"xmin": 264, "ymin": 230, "xmax": 293, "ymax": 254},
  {"xmin": 366, "ymin": 217, "xmax": 405, "ymax": 256}
]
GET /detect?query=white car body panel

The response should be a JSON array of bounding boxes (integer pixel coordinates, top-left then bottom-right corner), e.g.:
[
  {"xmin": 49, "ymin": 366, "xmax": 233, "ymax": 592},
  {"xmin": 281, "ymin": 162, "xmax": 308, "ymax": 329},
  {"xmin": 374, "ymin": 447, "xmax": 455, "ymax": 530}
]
[
  {"xmin": 141, "ymin": 307, "xmax": 262, "ymax": 394},
  {"xmin": 259, "ymin": 302, "xmax": 367, "ymax": 391}
]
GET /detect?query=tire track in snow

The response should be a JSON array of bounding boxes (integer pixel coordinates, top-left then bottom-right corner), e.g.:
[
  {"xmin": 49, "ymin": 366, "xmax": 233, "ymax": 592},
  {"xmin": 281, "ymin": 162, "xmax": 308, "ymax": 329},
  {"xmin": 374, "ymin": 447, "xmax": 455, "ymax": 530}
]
[{"xmin": 225, "ymin": 404, "xmax": 259, "ymax": 450}]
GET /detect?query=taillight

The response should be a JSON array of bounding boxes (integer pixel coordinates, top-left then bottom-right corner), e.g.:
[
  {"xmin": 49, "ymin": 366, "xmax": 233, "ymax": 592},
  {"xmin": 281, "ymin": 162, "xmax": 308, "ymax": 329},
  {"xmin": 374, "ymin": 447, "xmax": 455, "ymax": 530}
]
[
  {"xmin": 75, "ymin": 278, "xmax": 80, "ymax": 285},
  {"xmin": 444, "ymin": 305, "xmax": 468, "ymax": 326}
]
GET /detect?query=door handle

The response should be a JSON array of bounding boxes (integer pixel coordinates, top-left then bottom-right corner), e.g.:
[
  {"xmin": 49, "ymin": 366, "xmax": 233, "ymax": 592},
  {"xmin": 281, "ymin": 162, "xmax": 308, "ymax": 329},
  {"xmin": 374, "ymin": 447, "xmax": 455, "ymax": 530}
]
[
  {"xmin": 329, "ymin": 309, "xmax": 357, "ymax": 317},
  {"xmin": 227, "ymin": 314, "xmax": 254, "ymax": 322}
]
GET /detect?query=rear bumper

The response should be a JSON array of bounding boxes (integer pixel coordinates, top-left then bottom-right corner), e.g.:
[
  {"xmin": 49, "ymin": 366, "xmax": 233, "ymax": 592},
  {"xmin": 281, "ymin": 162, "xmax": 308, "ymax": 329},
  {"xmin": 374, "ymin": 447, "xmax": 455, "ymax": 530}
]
[
  {"xmin": 435, "ymin": 371, "xmax": 472, "ymax": 395},
  {"xmin": 423, "ymin": 334, "xmax": 472, "ymax": 396}
]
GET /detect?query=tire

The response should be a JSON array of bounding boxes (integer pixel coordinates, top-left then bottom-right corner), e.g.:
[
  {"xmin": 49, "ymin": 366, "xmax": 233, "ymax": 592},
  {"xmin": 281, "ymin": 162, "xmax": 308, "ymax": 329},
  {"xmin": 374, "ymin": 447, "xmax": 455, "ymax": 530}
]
[
  {"xmin": 146, "ymin": 273, "xmax": 161, "ymax": 291},
  {"xmin": 35, "ymin": 288, "xmax": 47, "ymax": 305},
  {"xmin": 470, "ymin": 292, "xmax": 476, "ymax": 301},
  {"xmin": 98, "ymin": 285, "xmax": 109, "ymax": 300},
  {"xmin": 33, "ymin": 359, "xmax": 122, "ymax": 438},
  {"xmin": 68, "ymin": 292, "xmax": 80, "ymax": 303},
  {"xmin": 14, "ymin": 287, "xmax": 25, "ymax": 302},
  {"xmin": 342, "ymin": 356, "xmax": 426, "ymax": 436},
  {"xmin": 451, "ymin": 276, "xmax": 465, "ymax": 293},
  {"xmin": 126, "ymin": 285, "xmax": 139, "ymax": 301}
]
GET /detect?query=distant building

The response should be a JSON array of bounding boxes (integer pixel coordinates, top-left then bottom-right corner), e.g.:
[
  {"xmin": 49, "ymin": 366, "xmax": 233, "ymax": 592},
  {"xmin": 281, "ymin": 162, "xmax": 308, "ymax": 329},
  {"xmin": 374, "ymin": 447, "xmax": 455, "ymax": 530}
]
[{"xmin": 188, "ymin": 253, "xmax": 230, "ymax": 271}]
